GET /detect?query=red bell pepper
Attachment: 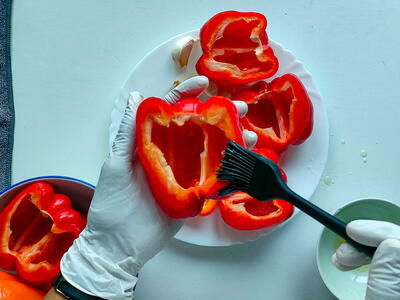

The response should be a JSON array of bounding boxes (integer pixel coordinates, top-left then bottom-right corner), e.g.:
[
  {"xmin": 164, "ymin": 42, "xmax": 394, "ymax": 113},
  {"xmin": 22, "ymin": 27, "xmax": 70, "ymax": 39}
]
[
  {"xmin": 0, "ymin": 182, "xmax": 85, "ymax": 284},
  {"xmin": 219, "ymin": 148, "xmax": 293, "ymax": 230},
  {"xmin": 136, "ymin": 96, "xmax": 244, "ymax": 218},
  {"xmin": 196, "ymin": 11, "xmax": 279, "ymax": 86},
  {"xmin": 234, "ymin": 74, "xmax": 313, "ymax": 153}
]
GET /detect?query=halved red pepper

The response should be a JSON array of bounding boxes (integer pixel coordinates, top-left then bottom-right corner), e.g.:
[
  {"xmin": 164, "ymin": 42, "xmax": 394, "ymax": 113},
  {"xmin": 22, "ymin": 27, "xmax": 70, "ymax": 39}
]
[
  {"xmin": 196, "ymin": 11, "xmax": 279, "ymax": 86},
  {"xmin": 219, "ymin": 148, "xmax": 293, "ymax": 230},
  {"xmin": 136, "ymin": 97, "xmax": 244, "ymax": 218},
  {"xmin": 0, "ymin": 182, "xmax": 86, "ymax": 284},
  {"xmin": 234, "ymin": 74, "xmax": 313, "ymax": 153}
]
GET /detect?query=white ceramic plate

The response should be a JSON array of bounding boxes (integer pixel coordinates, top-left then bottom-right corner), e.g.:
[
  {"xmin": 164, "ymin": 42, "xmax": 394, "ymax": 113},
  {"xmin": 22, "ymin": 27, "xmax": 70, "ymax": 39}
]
[{"xmin": 110, "ymin": 30, "xmax": 329, "ymax": 246}]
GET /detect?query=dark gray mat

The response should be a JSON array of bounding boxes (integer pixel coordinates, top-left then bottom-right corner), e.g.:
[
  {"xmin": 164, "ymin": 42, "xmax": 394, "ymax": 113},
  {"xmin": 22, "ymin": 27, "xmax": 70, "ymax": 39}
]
[{"xmin": 0, "ymin": 0, "xmax": 14, "ymax": 190}]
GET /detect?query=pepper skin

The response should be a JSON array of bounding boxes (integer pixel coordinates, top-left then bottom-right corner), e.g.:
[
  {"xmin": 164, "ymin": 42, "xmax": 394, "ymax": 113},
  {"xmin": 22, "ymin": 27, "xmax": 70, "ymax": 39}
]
[{"xmin": 0, "ymin": 279, "xmax": 44, "ymax": 300}]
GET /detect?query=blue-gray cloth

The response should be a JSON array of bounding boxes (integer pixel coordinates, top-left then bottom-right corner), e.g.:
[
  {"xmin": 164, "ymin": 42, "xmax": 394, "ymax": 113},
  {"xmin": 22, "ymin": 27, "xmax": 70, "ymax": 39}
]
[{"xmin": 0, "ymin": 0, "xmax": 14, "ymax": 190}]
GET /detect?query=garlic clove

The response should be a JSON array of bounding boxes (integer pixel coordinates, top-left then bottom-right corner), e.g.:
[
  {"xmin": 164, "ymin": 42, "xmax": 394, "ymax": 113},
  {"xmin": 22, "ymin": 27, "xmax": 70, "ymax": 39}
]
[{"xmin": 171, "ymin": 36, "xmax": 198, "ymax": 69}]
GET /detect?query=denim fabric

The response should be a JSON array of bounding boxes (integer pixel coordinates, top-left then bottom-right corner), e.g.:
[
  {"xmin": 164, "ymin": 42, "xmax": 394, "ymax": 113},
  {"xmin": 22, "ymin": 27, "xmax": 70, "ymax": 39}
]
[{"xmin": 0, "ymin": 0, "xmax": 14, "ymax": 190}]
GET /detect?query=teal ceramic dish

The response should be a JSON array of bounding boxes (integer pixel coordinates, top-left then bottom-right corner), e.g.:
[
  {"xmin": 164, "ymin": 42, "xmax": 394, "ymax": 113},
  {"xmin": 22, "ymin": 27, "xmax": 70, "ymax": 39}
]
[{"xmin": 317, "ymin": 198, "xmax": 400, "ymax": 300}]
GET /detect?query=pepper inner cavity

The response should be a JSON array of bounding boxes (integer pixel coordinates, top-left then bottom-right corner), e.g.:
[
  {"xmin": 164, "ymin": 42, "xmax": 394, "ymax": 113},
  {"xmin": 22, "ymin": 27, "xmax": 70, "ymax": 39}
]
[
  {"xmin": 29, "ymin": 232, "xmax": 75, "ymax": 264},
  {"xmin": 151, "ymin": 116, "xmax": 229, "ymax": 189},
  {"xmin": 247, "ymin": 97, "xmax": 281, "ymax": 138},
  {"xmin": 152, "ymin": 119, "xmax": 204, "ymax": 189},
  {"xmin": 212, "ymin": 19, "xmax": 272, "ymax": 71},
  {"xmin": 244, "ymin": 200, "xmax": 280, "ymax": 216},
  {"xmin": 9, "ymin": 196, "xmax": 53, "ymax": 252},
  {"xmin": 247, "ymin": 88, "xmax": 294, "ymax": 139}
]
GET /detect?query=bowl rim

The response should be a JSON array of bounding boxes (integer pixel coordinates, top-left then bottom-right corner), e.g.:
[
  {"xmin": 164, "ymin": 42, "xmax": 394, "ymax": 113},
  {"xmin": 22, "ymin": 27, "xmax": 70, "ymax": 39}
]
[
  {"xmin": 0, "ymin": 175, "xmax": 95, "ymax": 196},
  {"xmin": 316, "ymin": 197, "xmax": 400, "ymax": 298}
]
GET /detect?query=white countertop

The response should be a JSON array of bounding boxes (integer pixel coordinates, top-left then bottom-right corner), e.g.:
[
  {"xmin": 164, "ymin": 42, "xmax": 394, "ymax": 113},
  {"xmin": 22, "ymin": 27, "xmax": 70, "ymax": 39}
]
[{"xmin": 11, "ymin": 1, "xmax": 400, "ymax": 299}]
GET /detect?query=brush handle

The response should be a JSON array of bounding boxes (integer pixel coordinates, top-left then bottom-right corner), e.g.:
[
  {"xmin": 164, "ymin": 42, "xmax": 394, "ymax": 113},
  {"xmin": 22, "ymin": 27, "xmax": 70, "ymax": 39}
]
[{"xmin": 280, "ymin": 184, "xmax": 376, "ymax": 257}]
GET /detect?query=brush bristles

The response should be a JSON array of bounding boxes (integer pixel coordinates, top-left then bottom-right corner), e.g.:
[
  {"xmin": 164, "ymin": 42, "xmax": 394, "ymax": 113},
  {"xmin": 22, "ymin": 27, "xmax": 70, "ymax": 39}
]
[{"xmin": 217, "ymin": 141, "xmax": 257, "ymax": 195}]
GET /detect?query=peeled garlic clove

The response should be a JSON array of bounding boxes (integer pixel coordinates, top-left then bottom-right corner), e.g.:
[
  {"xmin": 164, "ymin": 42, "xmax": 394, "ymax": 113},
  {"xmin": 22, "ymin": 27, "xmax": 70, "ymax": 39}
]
[{"xmin": 172, "ymin": 36, "xmax": 197, "ymax": 69}]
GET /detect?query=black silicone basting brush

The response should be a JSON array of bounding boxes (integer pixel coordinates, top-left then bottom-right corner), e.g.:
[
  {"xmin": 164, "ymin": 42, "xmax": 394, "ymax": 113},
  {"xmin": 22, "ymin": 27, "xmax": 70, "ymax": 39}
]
[{"xmin": 217, "ymin": 141, "xmax": 375, "ymax": 257}]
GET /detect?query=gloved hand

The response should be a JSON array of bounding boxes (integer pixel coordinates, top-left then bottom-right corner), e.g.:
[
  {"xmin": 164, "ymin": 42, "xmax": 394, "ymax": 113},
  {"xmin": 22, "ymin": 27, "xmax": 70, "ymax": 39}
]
[
  {"xmin": 331, "ymin": 220, "xmax": 400, "ymax": 300},
  {"xmin": 60, "ymin": 76, "xmax": 257, "ymax": 300}
]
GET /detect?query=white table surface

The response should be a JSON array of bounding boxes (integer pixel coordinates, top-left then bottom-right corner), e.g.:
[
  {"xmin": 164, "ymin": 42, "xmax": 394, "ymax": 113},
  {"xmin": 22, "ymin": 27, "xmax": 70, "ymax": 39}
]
[{"xmin": 10, "ymin": 1, "xmax": 400, "ymax": 299}]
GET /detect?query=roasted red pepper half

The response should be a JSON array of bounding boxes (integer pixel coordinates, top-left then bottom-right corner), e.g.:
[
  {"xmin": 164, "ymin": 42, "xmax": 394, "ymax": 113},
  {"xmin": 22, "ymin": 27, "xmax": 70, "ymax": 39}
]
[
  {"xmin": 219, "ymin": 148, "xmax": 293, "ymax": 230},
  {"xmin": 234, "ymin": 74, "xmax": 313, "ymax": 153},
  {"xmin": 196, "ymin": 11, "xmax": 279, "ymax": 86},
  {"xmin": 136, "ymin": 96, "xmax": 244, "ymax": 218},
  {"xmin": 0, "ymin": 182, "xmax": 86, "ymax": 284}
]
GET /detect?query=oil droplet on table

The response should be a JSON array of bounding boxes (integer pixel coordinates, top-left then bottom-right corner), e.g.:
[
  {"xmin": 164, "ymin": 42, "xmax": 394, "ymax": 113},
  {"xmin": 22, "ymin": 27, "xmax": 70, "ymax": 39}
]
[
  {"xmin": 323, "ymin": 176, "xmax": 333, "ymax": 186},
  {"xmin": 360, "ymin": 150, "xmax": 368, "ymax": 158}
]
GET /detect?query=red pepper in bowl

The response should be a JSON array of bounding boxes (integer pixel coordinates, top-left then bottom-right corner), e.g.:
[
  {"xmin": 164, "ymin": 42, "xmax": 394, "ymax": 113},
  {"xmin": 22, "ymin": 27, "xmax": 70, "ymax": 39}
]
[
  {"xmin": 196, "ymin": 11, "xmax": 279, "ymax": 86},
  {"xmin": 0, "ymin": 182, "xmax": 85, "ymax": 284}
]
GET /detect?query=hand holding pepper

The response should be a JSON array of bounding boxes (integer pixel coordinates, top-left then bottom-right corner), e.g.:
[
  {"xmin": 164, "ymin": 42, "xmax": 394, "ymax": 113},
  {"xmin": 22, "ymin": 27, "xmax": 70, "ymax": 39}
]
[{"xmin": 45, "ymin": 77, "xmax": 256, "ymax": 300}]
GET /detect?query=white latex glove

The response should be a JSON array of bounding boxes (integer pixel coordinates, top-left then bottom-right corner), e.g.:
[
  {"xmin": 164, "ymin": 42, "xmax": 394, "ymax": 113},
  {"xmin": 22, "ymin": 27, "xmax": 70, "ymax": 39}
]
[
  {"xmin": 60, "ymin": 92, "xmax": 183, "ymax": 299},
  {"xmin": 331, "ymin": 220, "xmax": 400, "ymax": 300},
  {"xmin": 164, "ymin": 76, "xmax": 210, "ymax": 104},
  {"xmin": 60, "ymin": 76, "xmax": 256, "ymax": 299}
]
